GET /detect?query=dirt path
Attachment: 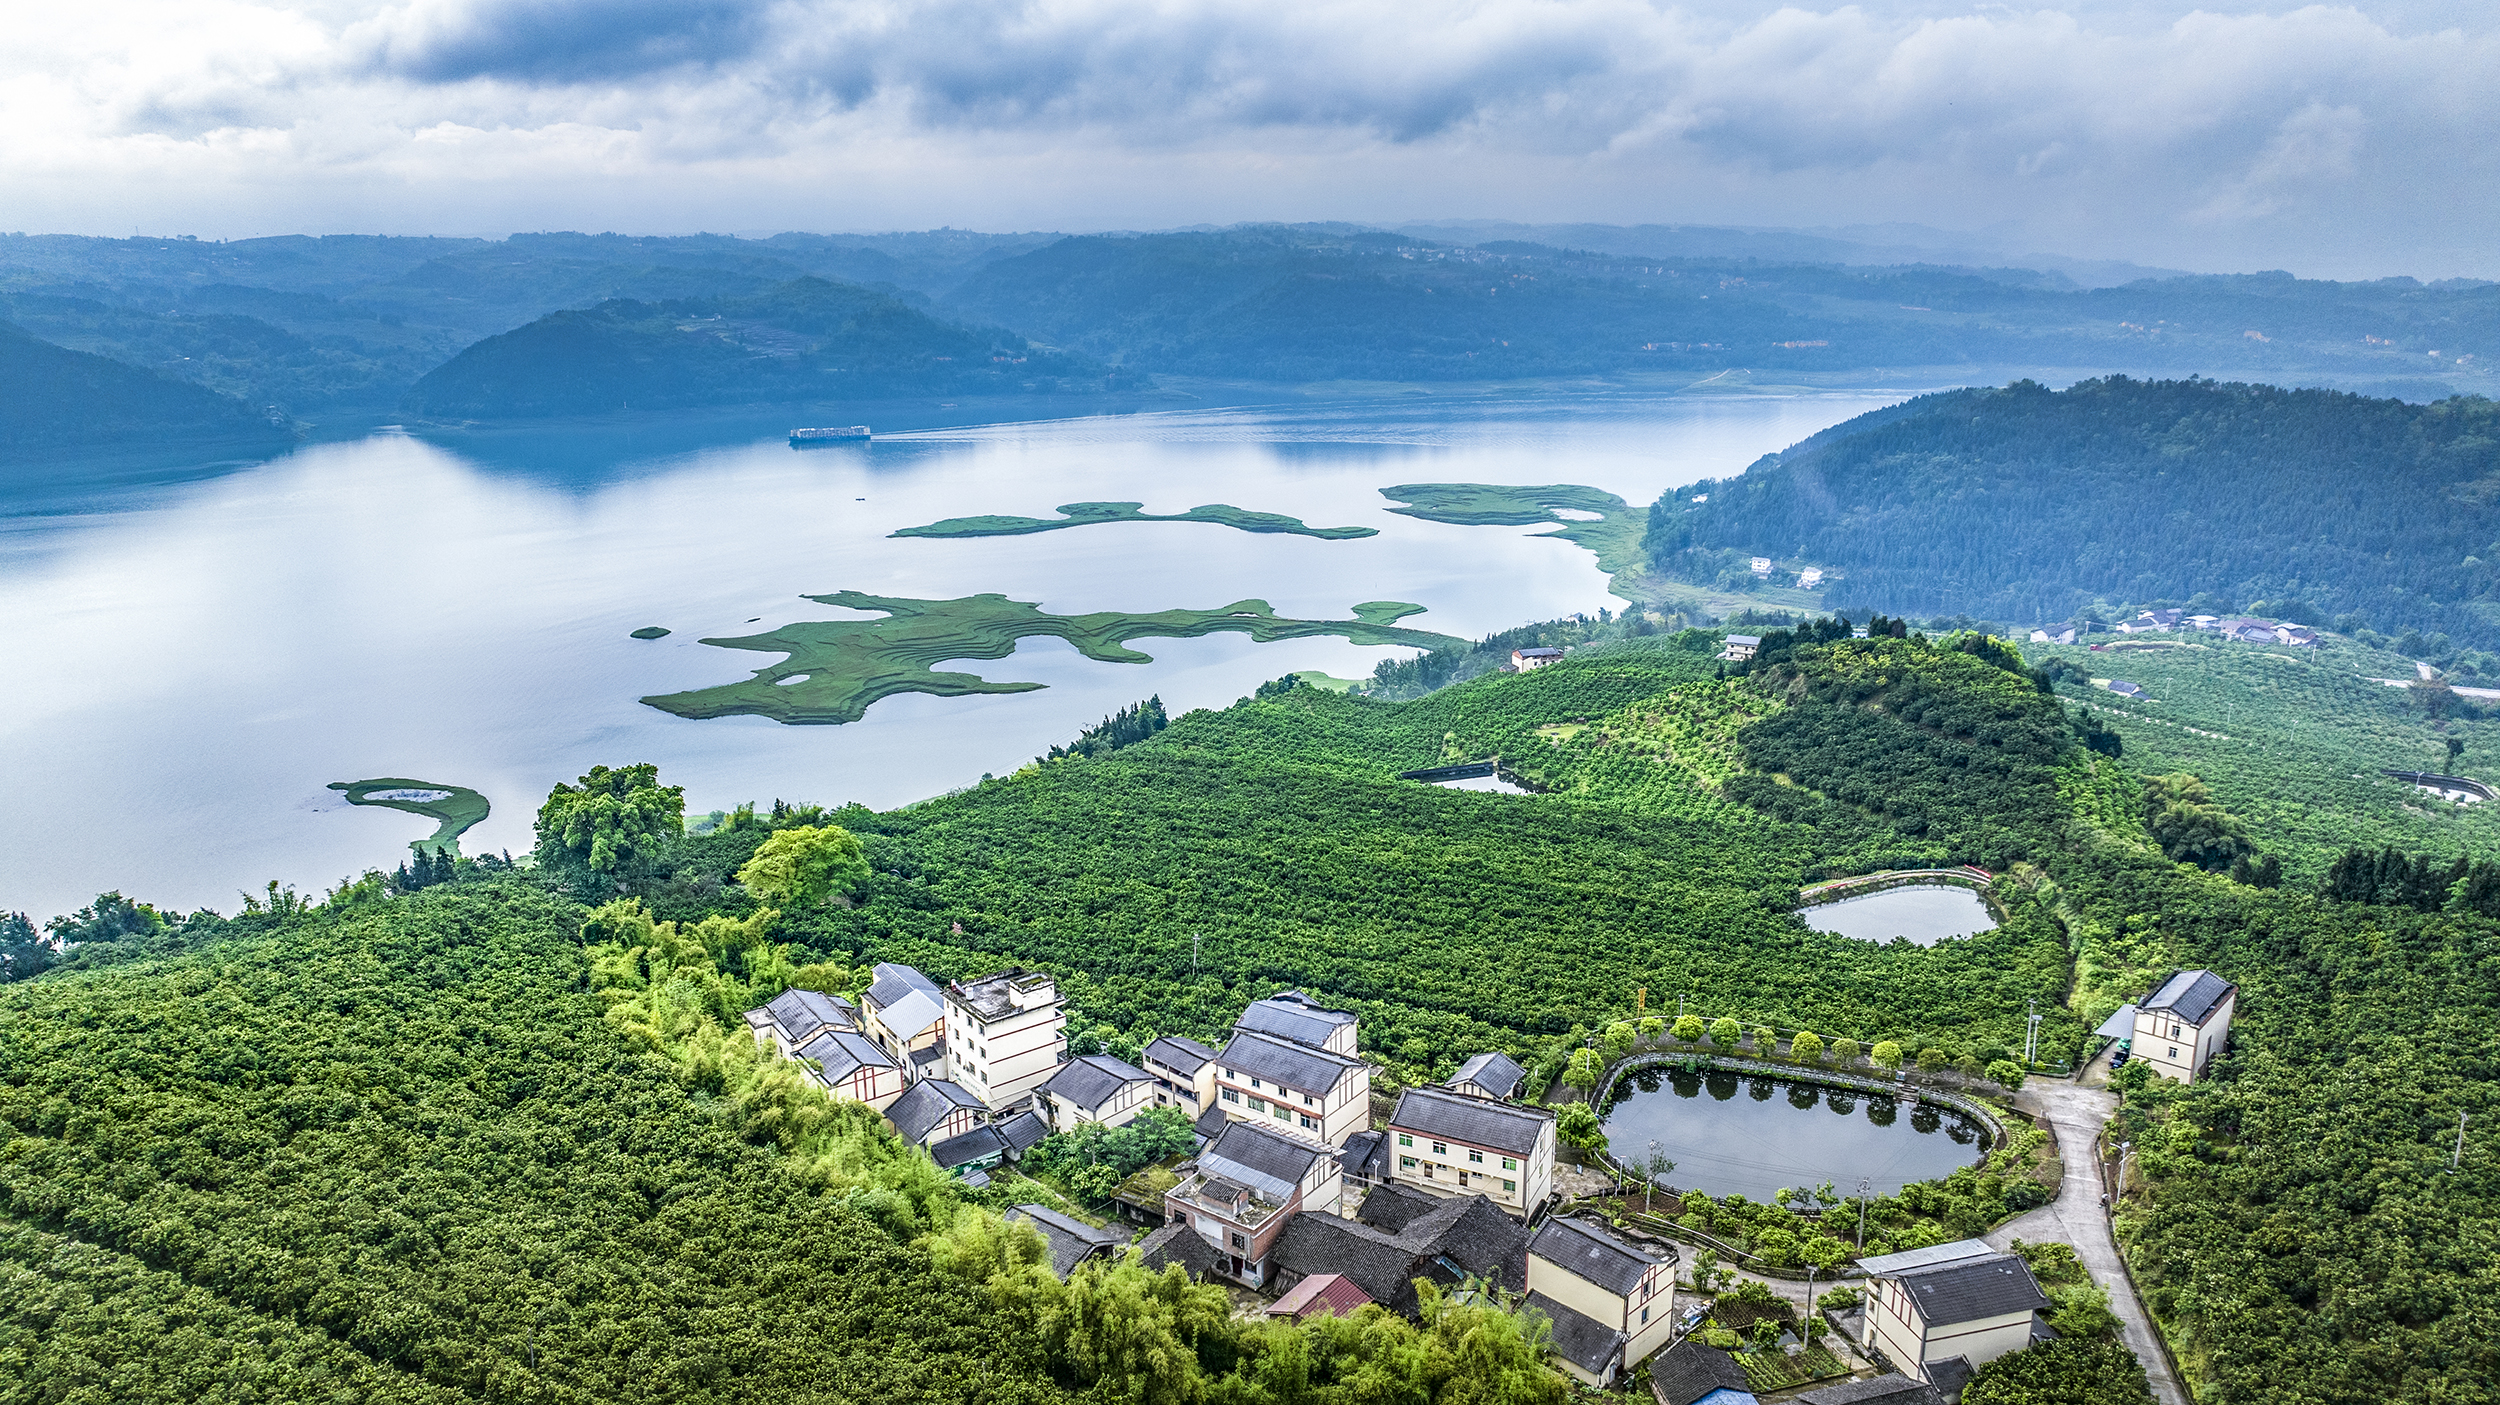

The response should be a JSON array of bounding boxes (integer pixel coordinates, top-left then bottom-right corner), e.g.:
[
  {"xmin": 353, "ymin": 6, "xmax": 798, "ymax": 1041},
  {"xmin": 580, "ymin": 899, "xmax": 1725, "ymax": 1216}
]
[{"xmin": 1989, "ymin": 1080, "xmax": 2187, "ymax": 1405}]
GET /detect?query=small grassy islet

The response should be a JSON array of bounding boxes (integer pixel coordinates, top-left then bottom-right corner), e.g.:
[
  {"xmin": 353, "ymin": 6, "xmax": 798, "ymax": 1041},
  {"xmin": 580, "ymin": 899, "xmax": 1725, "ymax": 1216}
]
[
  {"xmin": 630, "ymin": 626, "xmax": 671, "ymax": 639},
  {"xmin": 641, "ymin": 590, "xmax": 1465, "ymax": 725},
  {"xmin": 893, "ymin": 500, "xmax": 1378, "ymax": 540},
  {"xmin": 327, "ymin": 777, "xmax": 490, "ymax": 857}
]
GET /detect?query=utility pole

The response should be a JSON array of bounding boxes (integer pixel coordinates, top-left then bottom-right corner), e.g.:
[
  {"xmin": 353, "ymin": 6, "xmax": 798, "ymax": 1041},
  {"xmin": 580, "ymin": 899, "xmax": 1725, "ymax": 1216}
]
[
  {"xmin": 1192, "ymin": 931, "xmax": 1199, "ymax": 976},
  {"xmin": 2455, "ymin": 1111, "xmax": 2469, "ymax": 1173},
  {"xmin": 1856, "ymin": 1177, "xmax": 1872, "ymax": 1249},
  {"xmin": 2024, "ymin": 997, "xmax": 2041, "ymax": 1067}
]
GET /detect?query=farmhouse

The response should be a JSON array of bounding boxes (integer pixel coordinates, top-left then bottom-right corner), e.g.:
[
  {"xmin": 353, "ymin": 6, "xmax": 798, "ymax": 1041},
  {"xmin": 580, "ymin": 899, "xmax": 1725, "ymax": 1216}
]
[
  {"xmin": 1008, "ymin": 1204, "xmax": 1131, "ymax": 1278},
  {"xmin": 791, "ymin": 1028, "xmax": 907, "ymax": 1110},
  {"xmin": 744, "ymin": 987, "xmax": 856, "ymax": 1053},
  {"xmin": 1446, "ymin": 1050, "xmax": 1528, "ymax": 1101},
  {"xmin": 2028, "ymin": 623, "xmax": 2078, "ymax": 645},
  {"xmin": 943, "ymin": 967, "xmax": 1067, "ymax": 1109},
  {"xmin": 1235, "ymin": 991, "xmax": 1360, "ymax": 1053},
  {"xmin": 1165, "ymin": 1118, "xmax": 1346, "ymax": 1287},
  {"xmin": 1384, "ymin": 1086, "xmax": 1555, "ymax": 1215},
  {"xmin": 1270, "ymin": 1182, "xmax": 1530, "ymax": 1315},
  {"xmin": 1212, "ymin": 1028, "xmax": 1373, "ymax": 1146},
  {"xmin": 1512, "ymin": 646, "xmax": 1564, "ymax": 671},
  {"xmin": 859, "ymin": 962, "xmax": 947, "ymax": 1079},
  {"xmin": 884, "ymin": 1077, "xmax": 988, "ymax": 1148},
  {"xmin": 1524, "ymin": 1216, "xmax": 1679, "ymax": 1386},
  {"xmin": 1143, "ymin": 1034, "xmax": 1219, "ymax": 1117},
  {"xmin": 2131, "ymin": 968, "xmax": 2237, "ymax": 1083},
  {"xmin": 1855, "ymin": 1239, "xmax": 2050, "ymax": 1390},
  {"xmin": 1651, "ymin": 1340, "xmax": 1758, "ymax": 1405},
  {"xmin": 1037, "ymin": 1053, "xmax": 1156, "ymax": 1133},
  {"xmin": 1719, "ymin": 633, "xmax": 1761, "ymax": 662}
]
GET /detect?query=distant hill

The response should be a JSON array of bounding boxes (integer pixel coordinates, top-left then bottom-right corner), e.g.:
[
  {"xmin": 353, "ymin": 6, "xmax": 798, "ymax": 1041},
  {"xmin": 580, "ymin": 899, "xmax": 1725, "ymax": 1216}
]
[
  {"xmin": 402, "ymin": 276, "xmax": 1126, "ymax": 419},
  {"xmin": 1643, "ymin": 376, "xmax": 2500, "ymax": 646},
  {"xmin": 946, "ymin": 227, "xmax": 2495, "ymax": 395},
  {"xmin": 0, "ymin": 319, "xmax": 292, "ymax": 456}
]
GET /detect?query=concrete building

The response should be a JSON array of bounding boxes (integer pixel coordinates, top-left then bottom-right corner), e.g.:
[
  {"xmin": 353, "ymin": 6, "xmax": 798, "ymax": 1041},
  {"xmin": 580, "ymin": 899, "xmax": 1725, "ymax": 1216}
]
[
  {"xmin": 1719, "ymin": 634, "xmax": 1761, "ymax": 662},
  {"xmin": 1037, "ymin": 1053, "xmax": 1156, "ymax": 1133},
  {"xmin": 860, "ymin": 963, "xmax": 947, "ymax": 1082},
  {"xmin": 1143, "ymin": 1034, "xmax": 1218, "ymax": 1117},
  {"xmin": 2028, "ymin": 623, "xmax": 2078, "ymax": 645},
  {"xmin": 1512, "ymin": 647, "xmax": 1564, "ymax": 671},
  {"xmin": 1165, "ymin": 1118, "xmax": 1344, "ymax": 1287},
  {"xmin": 1446, "ymin": 1051, "xmax": 1528, "ymax": 1101},
  {"xmin": 791, "ymin": 1028, "xmax": 907, "ymax": 1110},
  {"xmin": 1524, "ymin": 1217, "xmax": 1678, "ymax": 1386},
  {"xmin": 1233, "ymin": 991, "xmax": 1360, "ymax": 1054},
  {"xmin": 1384, "ymin": 1086, "xmax": 1555, "ymax": 1215},
  {"xmin": 2131, "ymin": 969, "xmax": 2237, "ymax": 1083},
  {"xmin": 943, "ymin": 967, "xmax": 1066, "ymax": 1108},
  {"xmin": 1211, "ymin": 1029, "xmax": 1372, "ymax": 1146},
  {"xmin": 1856, "ymin": 1240, "xmax": 2050, "ymax": 1390}
]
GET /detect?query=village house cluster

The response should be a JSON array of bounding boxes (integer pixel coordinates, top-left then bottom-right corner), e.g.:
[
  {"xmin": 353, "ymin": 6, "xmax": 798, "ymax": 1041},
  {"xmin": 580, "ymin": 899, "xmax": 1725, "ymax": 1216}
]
[
  {"xmin": 2031, "ymin": 609, "xmax": 2319, "ymax": 648},
  {"xmin": 747, "ymin": 967, "xmax": 2177, "ymax": 1397}
]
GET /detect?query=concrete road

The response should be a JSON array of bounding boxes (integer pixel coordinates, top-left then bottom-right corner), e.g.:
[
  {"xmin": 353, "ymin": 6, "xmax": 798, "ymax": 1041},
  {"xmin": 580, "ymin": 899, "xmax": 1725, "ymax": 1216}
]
[{"xmin": 1989, "ymin": 1079, "xmax": 2188, "ymax": 1405}]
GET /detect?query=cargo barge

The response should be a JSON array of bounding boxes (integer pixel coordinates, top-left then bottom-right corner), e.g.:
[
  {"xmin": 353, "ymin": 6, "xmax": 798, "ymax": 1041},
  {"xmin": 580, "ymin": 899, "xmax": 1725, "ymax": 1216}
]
[{"xmin": 790, "ymin": 425, "xmax": 871, "ymax": 446}]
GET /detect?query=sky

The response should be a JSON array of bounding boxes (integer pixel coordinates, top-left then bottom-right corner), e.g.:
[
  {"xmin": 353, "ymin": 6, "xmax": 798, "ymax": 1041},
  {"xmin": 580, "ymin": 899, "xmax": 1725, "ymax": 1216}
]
[{"xmin": 5, "ymin": 0, "xmax": 2495, "ymax": 280}]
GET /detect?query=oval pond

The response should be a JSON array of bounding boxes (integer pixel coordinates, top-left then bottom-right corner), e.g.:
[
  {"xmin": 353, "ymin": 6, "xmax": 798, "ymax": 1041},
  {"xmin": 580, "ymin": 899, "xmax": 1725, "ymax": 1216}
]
[
  {"xmin": 1600, "ymin": 1065, "xmax": 1986, "ymax": 1201},
  {"xmin": 1800, "ymin": 884, "xmax": 1997, "ymax": 946}
]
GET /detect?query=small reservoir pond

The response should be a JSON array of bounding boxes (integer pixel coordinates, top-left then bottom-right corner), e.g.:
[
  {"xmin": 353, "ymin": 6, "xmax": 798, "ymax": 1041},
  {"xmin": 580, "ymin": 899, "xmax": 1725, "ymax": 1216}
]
[
  {"xmin": 1601, "ymin": 1066, "xmax": 1986, "ymax": 1201},
  {"xmin": 1800, "ymin": 884, "xmax": 1997, "ymax": 946}
]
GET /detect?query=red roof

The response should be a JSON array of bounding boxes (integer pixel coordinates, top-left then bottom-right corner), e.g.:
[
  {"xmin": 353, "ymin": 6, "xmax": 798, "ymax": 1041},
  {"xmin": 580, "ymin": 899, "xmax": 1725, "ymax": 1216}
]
[{"xmin": 1266, "ymin": 1271, "xmax": 1374, "ymax": 1321}]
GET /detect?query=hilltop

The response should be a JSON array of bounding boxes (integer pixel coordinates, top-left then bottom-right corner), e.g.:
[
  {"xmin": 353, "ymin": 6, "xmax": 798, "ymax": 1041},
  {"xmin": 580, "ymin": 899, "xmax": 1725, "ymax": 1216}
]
[{"xmin": 0, "ymin": 318, "xmax": 292, "ymax": 457}]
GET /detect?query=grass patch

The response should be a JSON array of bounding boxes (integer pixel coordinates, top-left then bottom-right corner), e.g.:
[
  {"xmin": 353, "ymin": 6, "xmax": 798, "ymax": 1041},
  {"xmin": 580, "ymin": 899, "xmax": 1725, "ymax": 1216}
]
[
  {"xmin": 1734, "ymin": 1344, "xmax": 1850, "ymax": 1390},
  {"xmin": 892, "ymin": 500, "xmax": 1377, "ymax": 540},
  {"xmin": 326, "ymin": 778, "xmax": 491, "ymax": 857},
  {"xmin": 643, "ymin": 591, "xmax": 1466, "ymax": 725}
]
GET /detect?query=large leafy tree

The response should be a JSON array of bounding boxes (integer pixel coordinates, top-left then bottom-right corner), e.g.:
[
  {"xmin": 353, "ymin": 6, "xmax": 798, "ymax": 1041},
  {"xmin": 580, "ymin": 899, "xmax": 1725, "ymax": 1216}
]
[
  {"xmin": 534, "ymin": 762, "xmax": 684, "ymax": 882},
  {"xmin": 2141, "ymin": 773, "xmax": 2253, "ymax": 871},
  {"xmin": 737, "ymin": 824, "xmax": 872, "ymax": 907}
]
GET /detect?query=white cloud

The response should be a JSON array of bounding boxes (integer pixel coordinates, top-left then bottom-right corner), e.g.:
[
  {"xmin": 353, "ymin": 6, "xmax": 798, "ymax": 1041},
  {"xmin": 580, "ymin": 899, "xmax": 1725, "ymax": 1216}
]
[{"xmin": 1, "ymin": 0, "xmax": 2494, "ymax": 277}]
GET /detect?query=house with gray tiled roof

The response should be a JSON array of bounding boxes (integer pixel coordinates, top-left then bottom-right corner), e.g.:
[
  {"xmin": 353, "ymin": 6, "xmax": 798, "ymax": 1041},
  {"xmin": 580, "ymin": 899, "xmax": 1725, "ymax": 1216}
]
[
  {"xmin": 1137, "ymin": 1220, "xmax": 1221, "ymax": 1279},
  {"xmin": 748, "ymin": 987, "xmax": 857, "ymax": 1054},
  {"xmin": 1385, "ymin": 1086, "xmax": 1556, "ymax": 1216},
  {"xmin": 884, "ymin": 1077, "xmax": 988, "ymax": 1147},
  {"xmin": 1269, "ymin": 1183, "xmax": 1531, "ymax": 1317},
  {"xmin": 1524, "ymin": 1217, "xmax": 1678, "ymax": 1385},
  {"xmin": 1234, "ymin": 991, "xmax": 1360, "ymax": 1054},
  {"xmin": 791, "ymin": 1028, "xmax": 907, "ymax": 1110},
  {"xmin": 859, "ymin": 963, "xmax": 946, "ymax": 1072},
  {"xmin": 1037, "ymin": 1054, "xmax": 1156, "ymax": 1133},
  {"xmin": 1008, "ymin": 1205, "xmax": 1131, "ymax": 1278},
  {"xmin": 1856, "ymin": 1239, "xmax": 2050, "ymax": 1391},
  {"xmin": 1211, "ymin": 1028, "xmax": 1373, "ymax": 1147},
  {"xmin": 1797, "ymin": 1374, "xmax": 1945, "ymax": 1405},
  {"xmin": 1651, "ymin": 1340, "xmax": 1758, "ymax": 1405},
  {"xmin": 1446, "ymin": 1051, "xmax": 1527, "ymax": 1101},
  {"xmin": 1163, "ymin": 1118, "xmax": 1344, "ymax": 1289},
  {"xmin": 1143, "ymin": 1034, "xmax": 1218, "ymax": 1118},
  {"xmin": 2130, "ymin": 968, "xmax": 2237, "ymax": 1083}
]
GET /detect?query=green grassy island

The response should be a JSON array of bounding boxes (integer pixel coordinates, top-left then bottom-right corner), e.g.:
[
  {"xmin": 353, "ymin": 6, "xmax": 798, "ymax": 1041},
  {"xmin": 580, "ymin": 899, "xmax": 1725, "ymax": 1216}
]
[
  {"xmin": 641, "ymin": 590, "xmax": 1465, "ymax": 724},
  {"xmin": 629, "ymin": 625, "xmax": 671, "ymax": 639},
  {"xmin": 327, "ymin": 777, "xmax": 490, "ymax": 856},
  {"xmin": 894, "ymin": 500, "xmax": 1377, "ymax": 540}
]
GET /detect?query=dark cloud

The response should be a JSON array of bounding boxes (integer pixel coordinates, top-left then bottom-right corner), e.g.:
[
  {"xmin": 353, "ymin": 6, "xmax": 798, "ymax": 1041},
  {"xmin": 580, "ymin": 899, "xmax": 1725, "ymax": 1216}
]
[{"xmin": 370, "ymin": 0, "xmax": 775, "ymax": 82}]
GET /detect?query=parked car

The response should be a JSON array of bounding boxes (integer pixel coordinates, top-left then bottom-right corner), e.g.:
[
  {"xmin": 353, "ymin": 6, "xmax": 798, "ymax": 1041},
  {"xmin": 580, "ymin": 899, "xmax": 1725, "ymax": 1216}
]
[{"xmin": 2110, "ymin": 1041, "xmax": 2132, "ymax": 1069}]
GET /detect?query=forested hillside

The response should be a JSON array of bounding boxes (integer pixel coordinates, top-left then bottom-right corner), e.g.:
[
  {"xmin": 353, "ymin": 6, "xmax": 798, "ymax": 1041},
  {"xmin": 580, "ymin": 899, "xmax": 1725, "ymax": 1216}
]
[
  {"xmin": 402, "ymin": 278, "xmax": 1121, "ymax": 419},
  {"xmin": 0, "ymin": 318, "xmax": 292, "ymax": 456},
  {"xmin": 1647, "ymin": 377, "xmax": 2500, "ymax": 645}
]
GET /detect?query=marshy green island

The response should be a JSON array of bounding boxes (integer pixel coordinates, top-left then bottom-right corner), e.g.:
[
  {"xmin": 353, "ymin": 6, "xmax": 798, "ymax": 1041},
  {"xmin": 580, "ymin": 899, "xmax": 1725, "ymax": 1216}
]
[{"xmin": 894, "ymin": 500, "xmax": 1378, "ymax": 540}]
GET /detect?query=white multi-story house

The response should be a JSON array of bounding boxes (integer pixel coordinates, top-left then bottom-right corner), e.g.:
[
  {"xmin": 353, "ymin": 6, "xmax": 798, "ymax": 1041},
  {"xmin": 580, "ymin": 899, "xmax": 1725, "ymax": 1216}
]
[
  {"xmin": 860, "ymin": 963, "xmax": 948, "ymax": 1083},
  {"xmin": 1143, "ymin": 1035, "xmax": 1218, "ymax": 1117},
  {"xmin": 1385, "ymin": 1087, "xmax": 1554, "ymax": 1215},
  {"xmin": 1855, "ymin": 1240, "xmax": 2050, "ymax": 1392},
  {"xmin": 2130, "ymin": 969, "xmax": 2237, "ymax": 1084},
  {"xmin": 1525, "ymin": 1217, "xmax": 1679, "ymax": 1386},
  {"xmin": 1037, "ymin": 1054, "xmax": 1156, "ymax": 1134},
  {"xmin": 1210, "ymin": 1030, "xmax": 1371, "ymax": 1147},
  {"xmin": 942, "ymin": 967, "xmax": 1067, "ymax": 1108}
]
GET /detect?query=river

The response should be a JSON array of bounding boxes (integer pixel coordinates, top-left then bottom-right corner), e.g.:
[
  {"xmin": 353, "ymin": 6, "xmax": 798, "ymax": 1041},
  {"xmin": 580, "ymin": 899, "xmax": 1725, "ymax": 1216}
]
[{"xmin": 3, "ymin": 382, "xmax": 1980, "ymax": 916}]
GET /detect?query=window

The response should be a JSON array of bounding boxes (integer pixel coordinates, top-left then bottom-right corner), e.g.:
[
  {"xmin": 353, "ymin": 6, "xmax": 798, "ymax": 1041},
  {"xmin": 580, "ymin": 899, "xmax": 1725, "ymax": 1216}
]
[
  {"xmin": 1397, "ymin": 1134, "xmax": 1413, "ymax": 1147},
  {"xmin": 1230, "ymin": 1232, "xmax": 1248, "ymax": 1251},
  {"xmin": 1400, "ymin": 1156, "xmax": 1417, "ymax": 1169},
  {"xmin": 1250, "ymin": 1077, "xmax": 1264, "ymax": 1089},
  {"xmin": 2167, "ymin": 1047, "xmax": 2178, "ymax": 1059},
  {"xmin": 1501, "ymin": 1157, "xmax": 1515, "ymax": 1171},
  {"xmin": 1431, "ymin": 1142, "xmax": 1447, "ymax": 1156},
  {"xmin": 1468, "ymin": 1150, "xmax": 1483, "ymax": 1164},
  {"xmin": 1301, "ymin": 1115, "xmax": 1317, "ymax": 1130},
  {"xmin": 1221, "ymin": 1088, "xmax": 1240, "ymax": 1104},
  {"xmin": 1640, "ymin": 1307, "xmax": 1650, "ymax": 1324},
  {"xmin": 1272, "ymin": 1104, "xmax": 1291, "ymax": 1122},
  {"xmin": 1223, "ymin": 1069, "xmax": 1236, "ymax": 1080},
  {"xmin": 1302, "ymin": 1093, "xmax": 1315, "ymax": 1106},
  {"xmin": 1249, "ymin": 1096, "xmax": 1267, "ymax": 1112},
  {"xmin": 1502, "ymin": 1179, "xmax": 1515, "ymax": 1193}
]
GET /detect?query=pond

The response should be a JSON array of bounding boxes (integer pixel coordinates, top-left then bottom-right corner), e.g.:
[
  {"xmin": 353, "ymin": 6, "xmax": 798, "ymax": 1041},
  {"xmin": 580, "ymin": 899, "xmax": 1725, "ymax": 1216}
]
[
  {"xmin": 1799, "ymin": 884, "xmax": 1997, "ymax": 946},
  {"xmin": 1599, "ymin": 1064, "xmax": 1986, "ymax": 1201}
]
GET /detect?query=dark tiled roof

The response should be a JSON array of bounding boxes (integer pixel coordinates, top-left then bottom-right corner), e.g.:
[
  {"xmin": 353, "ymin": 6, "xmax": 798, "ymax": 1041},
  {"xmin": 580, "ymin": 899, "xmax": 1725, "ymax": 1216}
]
[
  {"xmin": 1651, "ymin": 1341, "xmax": 1755, "ymax": 1405},
  {"xmin": 1525, "ymin": 1290, "xmax": 1624, "ymax": 1377},
  {"xmin": 1799, "ymin": 1374, "xmax": 1947, "ymax": 1405},
  {"xmin": 1274, "ymin": 1215, "xmax": 1432, "ymax": 1312},
  {"xmin": 886, "ymin": 1078, "xmax": 985, "ymax": 1144},
  {"xmin": 1042, "ymin": 1054, "xmax": 1153, "ymax": 1111},
  {"xmin": 1928, "ymin": 1356, "xmax": 1974, "ymax": 1402},
  {"xmin": 930, "ymin": 1126, "xmax": 1006, "ymax": 1169},
  {"xmin": 1899, "ymin": 1255, "xmax": 2051, "ymax": 1326},
  {"xmin": 1234, "ymin": 992, "xmax": 1356, "ymax": 1049},
  {"xmin": 1530, "ymin": 1217, "xmax": 1666, "ymax": 1296},
  {"xmin": 1340, "ymin": 1130, "xmax": 1393, "ymax": 1181},
  {"xmin": 1144, "ymin": 1035, "xmax": 1217, "ymax": 1076},
  {"xmin": 1218, "ymin": 1030, "xmax": 1363, "ymax": 1096},
  {"xmin": 1137, "ymin": 1222, "xmax": 1219, "ymax": 1278},
  {"xmin": 763, "ymin": 987, "xmax": 856, "ymax": 1039},
  {"xmin": 865, "ymin": 962, "xmax": 940, "ymax": 1008},
  {"xmin": 995, "ymin": 1109, "xmax": 1050, "ymax": 1154},
  {"xmin": 1356, "ymin": 1182, "xmax": 1441, "ymax": 1232},
  {"xmin": 1008, "ymin": 1205, "xmax": 1130, "ymax": 1277},
  {"xmin": 1278, "ymin": 1190, "xmax": 1530, "ymax": 1317},
  {"xmin": 1203, "ymin": 1118, "xmax": 1329, "ymax": 1198},
  {"xmin": 1449, "ymin": 1051, "xmax": 1527, "ymax": 1099},
  {"xmin": 795, "ymin": 1029, "xmax": 894, "ymax": 1085},
  {"xmin": 1389, "ymin": 1086, "xmax": 1552, "ymax": 1155},
  {"xmin": 1194, "ymin": 1103, "xmax": 1229, "ymax": 1140},
  {"xmin": 2143, "ymin": 969, "xmax": 2234, "ymax": 1025}
]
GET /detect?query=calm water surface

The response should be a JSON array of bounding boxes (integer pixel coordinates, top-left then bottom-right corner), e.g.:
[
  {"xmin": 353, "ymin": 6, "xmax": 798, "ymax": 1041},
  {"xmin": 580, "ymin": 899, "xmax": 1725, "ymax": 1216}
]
[
  {"xmin": 1800, "ymin": 885, "xmax": 1999, "ymax": 945},
  {"xmin": 1602, "ymin": 1065, "xmax": 1986, "ymax": 1201},
  {"xmin": 4, "ymin": 384, "xmax": 1962, "ymax": 916}
]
